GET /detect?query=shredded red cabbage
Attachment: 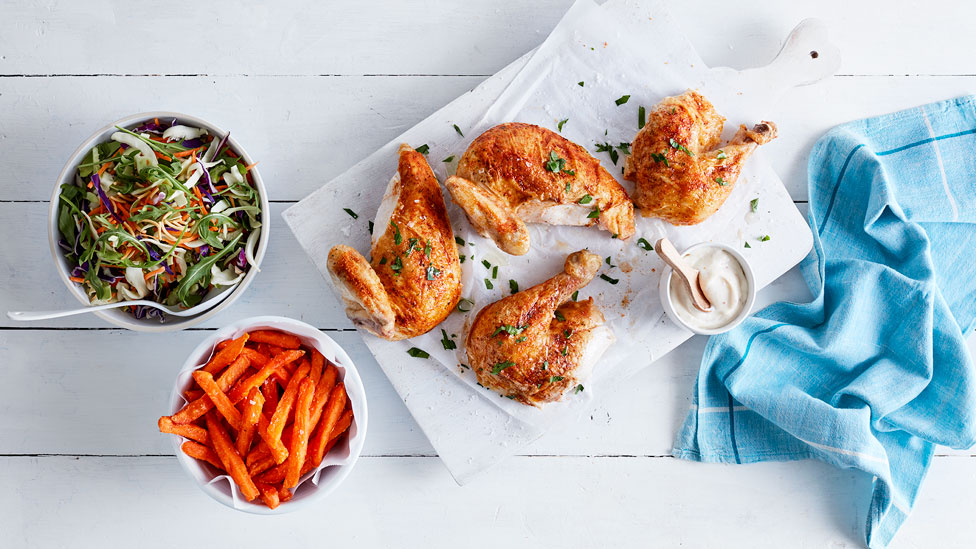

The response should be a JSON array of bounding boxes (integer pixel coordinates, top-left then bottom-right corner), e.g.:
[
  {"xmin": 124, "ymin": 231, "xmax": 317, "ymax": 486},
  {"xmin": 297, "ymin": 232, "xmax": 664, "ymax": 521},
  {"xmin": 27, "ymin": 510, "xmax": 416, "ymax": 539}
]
[{"xmin": 92, "ymin": 173, "xmax": 125, "ymax": 225}]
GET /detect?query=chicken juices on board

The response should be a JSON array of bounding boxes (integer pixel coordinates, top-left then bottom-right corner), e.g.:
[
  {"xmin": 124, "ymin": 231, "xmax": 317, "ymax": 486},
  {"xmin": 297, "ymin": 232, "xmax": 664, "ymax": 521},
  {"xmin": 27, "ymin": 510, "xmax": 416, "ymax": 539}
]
[{"xmin": 327, "ymin": 144, "xmax": 462, "ymax": 340}]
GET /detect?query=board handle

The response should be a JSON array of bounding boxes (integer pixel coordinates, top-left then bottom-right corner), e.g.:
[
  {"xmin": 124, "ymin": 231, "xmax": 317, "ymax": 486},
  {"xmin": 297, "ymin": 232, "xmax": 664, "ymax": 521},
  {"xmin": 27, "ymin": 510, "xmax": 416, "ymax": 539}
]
[{"xmin": 704, "ymin": 18, "xmax": 841, "ymax": 115}]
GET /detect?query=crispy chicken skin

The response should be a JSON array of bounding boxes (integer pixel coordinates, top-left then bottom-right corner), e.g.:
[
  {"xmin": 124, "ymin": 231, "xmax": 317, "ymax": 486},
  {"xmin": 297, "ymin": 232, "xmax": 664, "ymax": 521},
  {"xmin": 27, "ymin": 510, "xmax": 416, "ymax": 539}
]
[
  {"xmin": 624, "ymin": 90, "xmax": 777, "ymax": 225},
  {"xmin": 465, "ymin": 250, "xmax": 615, "ymax": 406},
  {"xmin": 445, "ymin": 123, "xmax": 636, "ymax": 255},
  {"xmin": 327, "ymin": 144, "xmax": 462, "ymax": 340}
]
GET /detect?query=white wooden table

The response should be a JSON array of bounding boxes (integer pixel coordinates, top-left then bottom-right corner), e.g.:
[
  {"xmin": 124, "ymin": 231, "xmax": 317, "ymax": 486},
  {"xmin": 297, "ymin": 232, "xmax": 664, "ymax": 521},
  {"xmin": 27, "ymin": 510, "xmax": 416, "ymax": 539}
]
[{"xmin": 2, "ymin": 1, "xmax": 975, "ymax": 547}]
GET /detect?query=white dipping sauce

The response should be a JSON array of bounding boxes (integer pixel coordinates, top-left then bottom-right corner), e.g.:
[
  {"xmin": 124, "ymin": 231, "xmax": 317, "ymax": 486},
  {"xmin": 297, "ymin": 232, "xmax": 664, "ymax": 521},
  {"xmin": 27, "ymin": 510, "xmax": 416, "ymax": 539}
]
[{"xmin": 669, "ymin": 247, "xmax": 749, "ymax": 330}]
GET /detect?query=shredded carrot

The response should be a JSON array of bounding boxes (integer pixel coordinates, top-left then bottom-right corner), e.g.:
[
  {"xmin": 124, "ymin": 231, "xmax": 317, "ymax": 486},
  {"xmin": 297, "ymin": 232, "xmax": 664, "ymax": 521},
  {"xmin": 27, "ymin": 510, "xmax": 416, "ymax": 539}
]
[
  {"xmin": 69, "ymin": 276, "xmax": 86, "ymax": 283},
  {"xmin": 244, "ymin": 161, "xmax": 259, "ymax": 170},
  {"xmin": 193, "ymin": 186, "xmax": 209, "ymax": 214},
  {"xmin": 155, "ymin": 151, "xmax": 172, "ymax": 161},
  {"xmin": 87, "ymin": 181, "xmax": 94, "ymax": 189},
  {"xmin": 144, "ymin": 267, "xmax": 166, "ymax": 280},
  {"xmin": 175, "ymin": 146, "xmax": 205, "ymax": 158},
  {"xmin": 154, "ymin": 118, "xmax": 159, "ymax": 126}
]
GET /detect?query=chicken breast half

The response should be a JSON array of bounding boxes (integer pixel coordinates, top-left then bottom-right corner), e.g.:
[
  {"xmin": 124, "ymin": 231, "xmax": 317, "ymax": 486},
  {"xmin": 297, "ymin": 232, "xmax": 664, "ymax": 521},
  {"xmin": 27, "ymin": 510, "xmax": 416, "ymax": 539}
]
[
  {"xmin": 327, "ymin": 144, "xmax": 462, "ymax": 340},
  {"xmin": 624, "ymin": 90, "xmax": 777, "ymax": 225},
  {"xmin": 465, "ymin": 250, "xmax": 614, "ymax": 406},
  {"xmin": 445, "ymin": 123, "xmax": 636, "ymax": 256}
]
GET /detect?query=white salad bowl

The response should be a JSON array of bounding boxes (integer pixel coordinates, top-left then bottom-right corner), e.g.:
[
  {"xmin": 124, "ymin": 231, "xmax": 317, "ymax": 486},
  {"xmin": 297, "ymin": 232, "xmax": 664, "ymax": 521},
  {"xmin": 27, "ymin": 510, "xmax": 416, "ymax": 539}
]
[
  {"xmin": 658, "ymin": 241, "xmax": 757, "ymax": 336},
  {"xmin": 48, "ymin": 111, "xmax": 270, "ymax": 332},
  {"xmin": 166, "ymin": 316, "xmax": 368, "ymax": 514}
]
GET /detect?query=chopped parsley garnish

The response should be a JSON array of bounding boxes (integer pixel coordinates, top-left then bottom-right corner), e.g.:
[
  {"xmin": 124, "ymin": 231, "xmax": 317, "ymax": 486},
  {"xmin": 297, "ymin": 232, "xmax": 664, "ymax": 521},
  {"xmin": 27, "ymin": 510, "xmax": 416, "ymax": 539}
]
[
  {"xmin": 390, "ymin": 255, "xmax": 403, "ymax": 275},
  {"xmin": 424, "ymin": 240, "xmax": 432, "ymax": 258},
  {"xmin": 415, "ymin": 144, "xmax": 429, "ymax": 154},
  {"xmin": 484, "ymin": 278, "xmax": 493, "ymax": 290},
  {"xmin": 492, "ymin": 324, "xmax": 527, "ymax": 337},
  {"xmin": 426, "ymin": 264, "xmax": 441, "ymax": 280},
  {"xmin": 390, "ymin": 220, "xmax": 402, "ymax": 245},
  {"xmin": 554, "ymin": 310, "xmax": 566, "ymax": 322},
  {"xmin": 574, "ymin": 384, "xmax": 584, "ymax": 394},
  {"xmin": 491, "ymin": 265, "xmax": 498, "ymax": 279},
  {"xmin": 638, "ymin": 106, "xmax": 646, "ymax": 129},
  {"xmin": 637, "ymin": 237, "xmax": 652, "ymax": 251},
  {"xmin": 650, "ymin": 152, "xmax": 669, "ymax": 167},
  {"xmin": 509, "ymin": 279, "xmax": 519, "ymax": 294},
  {"xmin": 577, "ymin": 194, "xmax": 593, "ymax": 205},
  {"xmin": 368, "ymin": 221, "xmax": 374, "ymax": 234},
  {"xmin": 716, "ymin": 150, "xmax": 727, "ymax": 160},
  {"xmin": 595, "ymin": 142, "xmax": 619, "ymax": 165},
  {"xmin": 744, "ymin": 242, "xmax": 751, "ymax": 248},
  {"xmin": 481, "ymin": 259, "xmax": 491, "ymax": 270},
  {"xmin": 406, "ymin": 237, "xmax": 420, "ymax": 255},
  {"xmin": 571, "ymin": 290, "xmax": 579, "ymax": 301},
  {"xmin": 669, "ymin": 138, "xmax": 694, "ymax": 157},
  {"xmin": 459, "ymin": 255, "xmax": 466, "ymax": 263},
  {"xmin": 605, "ymin": 256, "xmax": 616, "ymax": 268},
  {"xmin": 617, "ymin": 142, "xmax": 631, "ymax": 155},
  {"xmin": 760, "ymin": 235, "xmax": 771, "ymax": 242},
  {"xmin": 564, "ymin": 329, "xmax": 572, "ymax": 338},
  {"xmin": 615, "ymin": 94, "xmax": 630, "ymax": 106},
  {"xmin": 750, "ymin": 198, "xmax": 759, "ymax": 213},
  {"xmin": 453, "ymin": 124, "xmax": 464, "ymax": 137},
  {"xmin": 443, "ymin": 155, "xmax": 455, "ymax": 163},
  {"xmin": 379, "ymin": 256, "xmax": 388, "ymax": 265},
  {"xmin": 455, "ymin": 236, "xmax": 465, "ymax": 246},
  {"xmin": 491, "ymin": 361, "xmax": 515, "ymax": 375},
  {"xmin": 565, "ymin": 182, "xmax": 572, "ymax": 192},
  {"xmin": 440, "ymin": 329, "xmax": 457, "ymax": 350},
  {"xmin": 715, "ymin": 176, "xmax": 726, "ymax": 186},
  {"xmin": 558, "ymin": 118, "xmax": 569, "ymax": 132},
  {"xmin": 542, "ymin": 361, "xmax": 549, "ymax": 370},
  {"xmin": 457, "ymin": 298, "xmax": 474, "ymax": 312},
  {"xmin": 587, "ymin": 208, "xmax": 600, "ymax": 219},
  {"xmin": 577, "ymin": 81, "xmax": 584, "ymax": 87},
  {"xmin": 343, "ymin": 208, "xmax": 358, "ymax": 219},
  {"xmin": 561, "ymin": 346, "xmax": 568, "ymax": 356},
  {"xmin": 545, "ymin": 151, "xmax": 569, "ymax": 173},
  {"xmin": 600, "ymin": 273, "xmax": 619, "ymax": 284},
  {"xmin": 515, "ymin": 336, "xmax": 527, "ymax": 343},
  {"xmin": 550, "ymin": 375, "xmax": 564, "ymax": 382},
  {"xmin": 407, "ymin": 347, "xmax": 429, "ymax": 358}
]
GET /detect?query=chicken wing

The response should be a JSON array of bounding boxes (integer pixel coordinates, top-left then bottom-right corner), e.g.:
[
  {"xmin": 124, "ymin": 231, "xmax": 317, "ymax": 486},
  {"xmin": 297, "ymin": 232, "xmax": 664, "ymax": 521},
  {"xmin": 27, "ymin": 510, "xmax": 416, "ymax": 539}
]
[
  {"xmin": 327, "ymin": 144, "xmax": 462, "ymax": 340},
  {"xmin": 624, "ymin": 90, "xmax": 777, "ymax": 225},
  {"xmin": 446, "ymin": 123, "xmax": 636, "ymax": 255},
  {"xmin": 464, "ymin": 250, "xmax": 614, "ymax": 406}
]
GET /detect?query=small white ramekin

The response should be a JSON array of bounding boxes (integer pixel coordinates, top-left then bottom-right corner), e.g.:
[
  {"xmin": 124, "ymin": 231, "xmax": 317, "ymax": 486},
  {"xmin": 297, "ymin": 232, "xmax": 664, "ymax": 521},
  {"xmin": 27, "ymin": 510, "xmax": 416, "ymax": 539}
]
[
  {"xmin": 48, "ymin": 111, "xmax": 270, "ymax": 332},
  {"xmin": 165, "ymin": 316, "xmax": 368, "ymax": 514},
  {"xmin": 658, "ymin": 242, "xmax": 757, "ymax": 336}
]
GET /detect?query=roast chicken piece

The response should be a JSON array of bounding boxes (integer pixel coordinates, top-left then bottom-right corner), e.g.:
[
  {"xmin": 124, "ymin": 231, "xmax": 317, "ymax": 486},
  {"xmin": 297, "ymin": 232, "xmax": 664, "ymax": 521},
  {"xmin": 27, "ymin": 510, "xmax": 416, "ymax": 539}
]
[
  {"xmin": 327, "ymin": 144, "xmax": 462, "ymax": 340},
  {"xmin": 624, "ymin": 90, "xmax": 777, "ymax": 225},
  {"xmin": 465, "ymin": 250, "xmax": 614, "ymax": 406},
  {"xmin": 445, "ymin": 123, "xmax": 636, "ymax": 256}
]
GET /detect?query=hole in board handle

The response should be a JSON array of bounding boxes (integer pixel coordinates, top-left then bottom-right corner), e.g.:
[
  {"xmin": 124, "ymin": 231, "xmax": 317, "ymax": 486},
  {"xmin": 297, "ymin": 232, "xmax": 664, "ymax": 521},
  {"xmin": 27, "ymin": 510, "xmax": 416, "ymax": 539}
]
[{"xmin": 810, "ymin": 50, "xmax": 819, "ymax": 59}]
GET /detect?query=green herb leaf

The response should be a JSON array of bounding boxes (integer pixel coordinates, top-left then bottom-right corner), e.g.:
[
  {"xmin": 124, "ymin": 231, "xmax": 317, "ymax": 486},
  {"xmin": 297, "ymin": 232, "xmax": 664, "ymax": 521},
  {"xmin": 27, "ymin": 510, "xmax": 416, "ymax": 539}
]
[
  {"xmin": 390, "ymin": 220, "xmax": 402, "ymax": 245},
  {"xmin": 638, "ymin": 106, "xmax": 646, "ymax": 129},
  {"xmin": 459, "ymin": 255, "xmax": 466, "ymax": 263},
  {"xmin": 760, "ymin": 235, "xmax": 771, "ymax": 242},
  {"xmin": 368, "ymin": 221, "xmax": 374, "ymax": 234},
  {"xmin": 407, "ymin": 347, "xmax": 430, "ymax": 358},
  {"xmin": 453, "ymin": 124, "xmax": 463, "ymax": 137},
  {"xmin": 600, "ymin": 273, "xmax": 619, "ymax": 284},
  {"xmin": 577, "ymin": 81, "xmax": 584, "ymax": 87},
  {"xmin": 716, "ymin": 150, "xmax": 727, "ymax": 160},
  {"xmin": 455, "ymin": 236, "xmax": 465, "ymax": 246},
  {"xmin": 171, "ymin": 233, "xmax": 242, "ymax": 307},
  {"xmin": 426, "ymin": 264, "xmax": 441, "ymax": 280},
  {"xmin": 551, "ymin": 375, "xmax": 564, "ymax": 382},
  {"xmin": 558, "ymin": 118, "xmax": 569, "ymax": 132},
  {"xmin": 481, "ymin": 259, "xmax": 491, "ymax": 270},
  {"xmin": 406, "ymin": 237, "xmax": 420, "ymax": 256},
  {"xmin": 491, "ymin": 324, "xmax": 527, "ymax": 337},
  {"xmin": 744, "ymin": 242, "xmax": 752, "ymax": 248},
  {"xmin": 571, "ymin": 290, "xmax": 579, "ymax": 301},
  {"xmin": 750, "ymin": 198, "xmax": 759, "ymax": 213},
  {"xmin": 565, "ymin": 182, "xmax": 572, "ymax": 192},
  {"xmin": 442, "ymin": 155, "xmax": 455, "ymax": 163},
  {"xmin": 440, "ymin": 329, "xmax": 457, "ymax": 350},
  {"xmin": 605, "ymin": 256, "xmax": 616, "ymax": 268},
  {"xmin": 574, "ymin": 384, "xmax": 584, "ymax": 394},
  {"xmin": 379, "ymin": 256, "xmax": 387, "ymax": 265},
  {"xmin": 587, "ymin": 208, "xmax": 600, "ymax": 219},
  {"xmin": 554, "ymin": 310, "xmax": 566, "ymax": 322},
  {"xmin": 715, "ymin": 176, "xmax": 726, "ymax": 186},
  {"xmin": 615, "ymin": 95, "xmax": 630, "ymax": 106},
  {"xmin": 484, "ymin": 278, "xmax": 493, "ymax": 290},
  {"xmin": 391, "ymin": 255, "xmax": 403, "ymax": 274},
  {"xmin": 343, "ymin": 208, "xmax": 358, "ymax": 219},
  {"xmin": 491, "ymin": 361, "xmax": 516, "ymax": 375},
  {"xmin": 578, "ymin": 194, "xmax": 593, "ymax": 205},
  {"xmin": 415, "ymin": 144, "xmax": 429, "ymax": 154},
  {"xmin": 637, "ymin": 237, "xmax": 652, "ymax": 251},
  {"xmin": 650, "ymin": 152, "xmax": 669, "ymax": 167},
  {"xmin": 542, "ymin": 361, "xmax": 549, "ymax": 370},
  {"xmin": 669, "ymin": 138, "xmax": 694, "ymax": 156},
  {"xmin": 424, "ymin": 240, "xmax": 432, "ymax": 258},
  {"xmin": 491, "ymin": 265, "xmax": 498, "ymax": 279},
  {"xmin": 509, "ymin": 279, "xmax": 519, "ymax": 294}
]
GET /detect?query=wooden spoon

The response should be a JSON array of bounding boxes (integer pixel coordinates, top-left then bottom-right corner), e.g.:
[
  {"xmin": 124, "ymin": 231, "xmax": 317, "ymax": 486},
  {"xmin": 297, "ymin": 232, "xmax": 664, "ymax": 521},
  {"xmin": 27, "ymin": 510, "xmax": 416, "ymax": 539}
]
[{"xmin": 654, "ymin": 238, "xmax": 712, "ymax": 312}]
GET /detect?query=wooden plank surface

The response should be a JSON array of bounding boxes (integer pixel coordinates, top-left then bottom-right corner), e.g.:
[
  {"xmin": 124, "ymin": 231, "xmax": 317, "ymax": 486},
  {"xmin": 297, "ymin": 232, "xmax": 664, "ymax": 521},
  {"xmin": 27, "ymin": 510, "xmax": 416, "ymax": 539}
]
[{"xmin": 2, "ymin": 1, "xmax": 975, "ymax": 547}]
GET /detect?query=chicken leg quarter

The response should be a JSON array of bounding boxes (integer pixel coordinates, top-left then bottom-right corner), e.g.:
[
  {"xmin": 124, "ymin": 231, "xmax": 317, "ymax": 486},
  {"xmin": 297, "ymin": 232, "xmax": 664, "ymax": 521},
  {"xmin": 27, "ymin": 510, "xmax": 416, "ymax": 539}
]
[
  {"xmin": 465, "ymin": 250, "xmax": 615, "ymax": 406},
  {"xmin": 445, "ymin": 123, "xmax": 636, "ymax": 255},
  {"xmin": 327, "ymin": 144, "xmax": 462, "ymax": 340},
  {"xmin": 624, "ymin": 90, "xmax": 777, "ymax": 225}
]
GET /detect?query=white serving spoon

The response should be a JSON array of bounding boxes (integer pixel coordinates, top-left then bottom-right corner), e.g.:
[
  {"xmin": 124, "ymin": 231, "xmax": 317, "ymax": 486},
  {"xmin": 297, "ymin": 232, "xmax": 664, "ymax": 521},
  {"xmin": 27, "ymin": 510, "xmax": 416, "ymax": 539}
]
[
  {"xmin": 654, "ymin": 238, "xmax": 712, "ymax": 312},
  {"xmin": 7, "ymin": 285, "xmax": 236, "ymax": 321}
]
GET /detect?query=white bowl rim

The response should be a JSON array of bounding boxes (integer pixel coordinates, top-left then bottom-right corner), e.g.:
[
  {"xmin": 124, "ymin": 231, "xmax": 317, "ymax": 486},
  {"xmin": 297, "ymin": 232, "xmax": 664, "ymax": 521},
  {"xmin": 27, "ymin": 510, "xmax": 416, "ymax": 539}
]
[
  {"xmin": 48, "ymin": 111, "xmax": 270, "ymax": 332},
  {"xmin": 658, "ymin": 241, "xmax": 757, "ymax": 336},
  {"xmin": 166, "ymin": 316, "xmax": 368, "ymax": 514}
]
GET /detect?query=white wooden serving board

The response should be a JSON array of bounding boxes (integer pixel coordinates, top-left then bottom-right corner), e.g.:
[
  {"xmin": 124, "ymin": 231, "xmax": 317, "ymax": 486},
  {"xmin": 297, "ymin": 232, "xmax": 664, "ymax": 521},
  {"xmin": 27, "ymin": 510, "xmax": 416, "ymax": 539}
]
[{"xmin": 283, "ymin": 0, "xmax": 837, "ymax": 483}]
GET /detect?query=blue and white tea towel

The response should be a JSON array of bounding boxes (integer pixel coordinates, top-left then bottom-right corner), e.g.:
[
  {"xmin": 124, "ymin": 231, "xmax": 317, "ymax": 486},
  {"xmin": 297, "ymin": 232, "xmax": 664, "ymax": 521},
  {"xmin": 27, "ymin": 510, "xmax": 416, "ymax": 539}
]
[{"xmin": 674, "ymin": 96, "xmax": 976, "ymax": 548}]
